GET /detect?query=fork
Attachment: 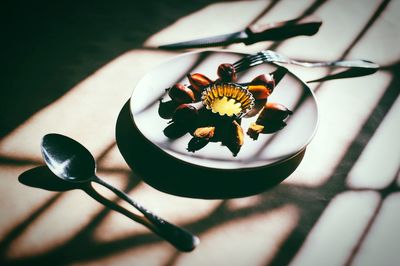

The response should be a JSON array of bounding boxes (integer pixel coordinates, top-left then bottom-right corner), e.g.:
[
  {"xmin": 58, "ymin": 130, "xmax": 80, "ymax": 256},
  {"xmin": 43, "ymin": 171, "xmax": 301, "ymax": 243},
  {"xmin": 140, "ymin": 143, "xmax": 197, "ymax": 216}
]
[{"xmin": 233, "ymin": 50, "xmax": 379, "ymax": 73}]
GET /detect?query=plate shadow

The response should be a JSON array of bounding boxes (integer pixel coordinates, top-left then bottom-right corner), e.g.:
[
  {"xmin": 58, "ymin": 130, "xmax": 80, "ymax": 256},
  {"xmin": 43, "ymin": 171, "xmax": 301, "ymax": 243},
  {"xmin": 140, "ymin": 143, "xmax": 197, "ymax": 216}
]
[{"xmin": 116, "ymin": 100, "xmax": 305, "ymax": 199}]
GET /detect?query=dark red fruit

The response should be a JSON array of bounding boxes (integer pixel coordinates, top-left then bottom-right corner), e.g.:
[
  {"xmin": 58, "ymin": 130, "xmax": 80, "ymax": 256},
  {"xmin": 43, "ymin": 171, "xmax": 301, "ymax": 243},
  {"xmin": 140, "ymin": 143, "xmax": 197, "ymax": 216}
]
[
  {"xmin": 217, "ymin": 63, "xmax": 237, "ymax": 82},
  {"xmin": 251, "ymin": 74, "xmax": 275, "ymax": 93},
  {"xmin": 168, "ymin": 83, "xmax": 195, "ymax": 104},
  {"xmin": 256, "ymin": 102, "xmax": 293, "ymax": 125},
  {"xmin": 172, "ymin": 104, "xmax": 199, "ymax": 125}
]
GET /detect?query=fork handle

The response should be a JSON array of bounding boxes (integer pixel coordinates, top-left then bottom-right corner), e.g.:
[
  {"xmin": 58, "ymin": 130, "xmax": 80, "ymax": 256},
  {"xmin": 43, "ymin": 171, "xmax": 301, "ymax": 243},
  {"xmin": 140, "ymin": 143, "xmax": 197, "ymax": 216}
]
[
  {"xmin": 292, "ymin": 59, "xmax": 380, "ymax": 69},
  {"xmin": 244, "ymin": 15, "xmax": 322, "ymax": 44}
]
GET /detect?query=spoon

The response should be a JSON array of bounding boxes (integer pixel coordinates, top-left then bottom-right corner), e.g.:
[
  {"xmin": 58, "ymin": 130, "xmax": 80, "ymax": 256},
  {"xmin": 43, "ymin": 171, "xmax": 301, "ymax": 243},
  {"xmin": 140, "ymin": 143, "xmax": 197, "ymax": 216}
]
[{"xmin": 40, "ymin": 133, "xmax": 199, "ymax": 252}]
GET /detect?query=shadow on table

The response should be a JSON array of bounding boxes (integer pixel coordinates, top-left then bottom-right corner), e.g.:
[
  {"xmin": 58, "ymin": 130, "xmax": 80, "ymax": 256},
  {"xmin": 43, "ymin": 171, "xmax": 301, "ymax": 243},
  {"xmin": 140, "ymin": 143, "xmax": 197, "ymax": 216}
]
[
  {"xmin": 18, "ymin": 166, "xmax": 147, "ymax": 227},
  {"xmin": 6, "ymin": 0, "xmax": 396, "ymax": 264},
  {"xmin": 115, "ymin": 100, "xmax": 305, "ymax": 199},
  {"xmin": 0, "ymin": 0, "xmax": 218, "ymax": 139},
  {"xmin": 307, "ymin": 66, "xmax": 379, "ymax": 83}
]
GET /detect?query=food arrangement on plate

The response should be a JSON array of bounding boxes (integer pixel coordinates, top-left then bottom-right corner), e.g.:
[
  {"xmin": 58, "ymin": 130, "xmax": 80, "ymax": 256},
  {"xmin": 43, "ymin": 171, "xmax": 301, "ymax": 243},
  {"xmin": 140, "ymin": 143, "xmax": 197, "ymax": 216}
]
[
  {"xmin": 130, "ymin": 50, "xmax": 318, "ymax": 172},
  {"xmin": 159, "ymin": 63, "xmax": 293, "ymax": 156}
]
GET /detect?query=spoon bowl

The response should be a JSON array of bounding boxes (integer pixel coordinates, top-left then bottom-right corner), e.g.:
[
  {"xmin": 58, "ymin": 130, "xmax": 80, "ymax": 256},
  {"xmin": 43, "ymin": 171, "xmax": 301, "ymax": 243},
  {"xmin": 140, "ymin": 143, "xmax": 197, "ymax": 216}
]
[{"xmin": 41, "ymin": 134, "xmax": 96, "ymax": 182}]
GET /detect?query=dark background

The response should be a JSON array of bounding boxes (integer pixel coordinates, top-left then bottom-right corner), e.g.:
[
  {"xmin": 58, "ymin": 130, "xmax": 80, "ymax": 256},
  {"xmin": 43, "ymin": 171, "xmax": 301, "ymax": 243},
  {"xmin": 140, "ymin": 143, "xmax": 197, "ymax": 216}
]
[{"xmin": 1, "ymin": 0, "xmax": 221, "ymax": 138}]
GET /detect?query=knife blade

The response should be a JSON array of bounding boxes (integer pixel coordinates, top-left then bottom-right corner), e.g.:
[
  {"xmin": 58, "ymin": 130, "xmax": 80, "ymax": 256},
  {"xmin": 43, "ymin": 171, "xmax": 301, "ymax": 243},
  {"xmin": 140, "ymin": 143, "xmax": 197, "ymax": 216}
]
[{"xmin": 159, "ymin": 15, "xmax": 322, "ymax": 50}]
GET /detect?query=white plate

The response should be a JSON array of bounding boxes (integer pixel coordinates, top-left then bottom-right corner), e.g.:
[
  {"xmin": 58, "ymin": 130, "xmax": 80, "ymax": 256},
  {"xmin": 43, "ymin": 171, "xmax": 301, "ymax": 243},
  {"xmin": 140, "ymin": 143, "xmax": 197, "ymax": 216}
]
[{"xmin": 130, "ymin": 50, "xmax": 318, "ymax": 170}]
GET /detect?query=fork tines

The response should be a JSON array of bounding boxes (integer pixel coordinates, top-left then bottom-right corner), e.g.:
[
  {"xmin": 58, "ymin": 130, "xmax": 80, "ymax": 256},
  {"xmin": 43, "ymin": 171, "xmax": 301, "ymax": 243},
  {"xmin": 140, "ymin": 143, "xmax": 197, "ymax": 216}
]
[{"xmin": 233, "ymin": 52, "xmax": 267, "ymax": 72}]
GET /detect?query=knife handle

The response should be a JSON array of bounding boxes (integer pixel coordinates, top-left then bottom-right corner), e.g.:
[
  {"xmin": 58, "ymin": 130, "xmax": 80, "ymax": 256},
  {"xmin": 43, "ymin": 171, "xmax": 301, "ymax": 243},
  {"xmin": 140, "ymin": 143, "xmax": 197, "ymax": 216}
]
[{"xmin": 244, "ymin": 15, "xmax": 322, "ymax": 44}]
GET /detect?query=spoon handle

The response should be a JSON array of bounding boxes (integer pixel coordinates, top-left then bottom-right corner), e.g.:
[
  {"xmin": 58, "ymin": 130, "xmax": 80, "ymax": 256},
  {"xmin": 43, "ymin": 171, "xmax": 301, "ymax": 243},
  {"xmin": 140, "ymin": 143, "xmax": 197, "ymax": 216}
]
[{"xmin": 92, "ymin": 176, "xmax": 199, "ymax": 252}]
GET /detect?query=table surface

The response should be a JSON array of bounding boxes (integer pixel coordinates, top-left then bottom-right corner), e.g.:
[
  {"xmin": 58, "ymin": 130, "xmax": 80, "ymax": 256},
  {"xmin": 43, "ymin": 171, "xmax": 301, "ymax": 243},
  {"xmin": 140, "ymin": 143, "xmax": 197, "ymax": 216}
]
[{"xmin": 1, "ymin": 0, "xmax": 400, "ymax": 265}]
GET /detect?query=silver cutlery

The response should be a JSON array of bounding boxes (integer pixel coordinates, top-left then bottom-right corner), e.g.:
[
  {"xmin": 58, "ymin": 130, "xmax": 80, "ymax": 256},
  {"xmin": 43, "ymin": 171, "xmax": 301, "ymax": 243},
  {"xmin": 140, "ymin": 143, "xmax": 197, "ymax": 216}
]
[
  {"xmin": 41, "ymin": 133, "xmax": 199, "ymax": 252},
  {"xmin": 159, "ymin": 15, "xmax": 322, "ymax": 50},
  {"xmin": 233, "ymin": 50, "xmax": 379, "ymax": 73}
]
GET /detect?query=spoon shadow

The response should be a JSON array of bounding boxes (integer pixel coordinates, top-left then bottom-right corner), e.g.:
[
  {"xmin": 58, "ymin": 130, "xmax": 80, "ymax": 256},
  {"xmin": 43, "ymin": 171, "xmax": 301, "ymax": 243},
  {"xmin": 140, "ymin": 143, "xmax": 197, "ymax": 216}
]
[{"xmin": 18, "ymin": 166, "xmax": 150, "ymax": 228}]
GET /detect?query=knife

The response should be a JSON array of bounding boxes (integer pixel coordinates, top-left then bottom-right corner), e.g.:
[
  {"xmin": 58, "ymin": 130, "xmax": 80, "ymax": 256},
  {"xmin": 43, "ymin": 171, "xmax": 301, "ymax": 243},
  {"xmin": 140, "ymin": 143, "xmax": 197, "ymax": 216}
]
[{"xmin": 159, "ymin": 15, "xmax": 322, "ymax": 50}]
